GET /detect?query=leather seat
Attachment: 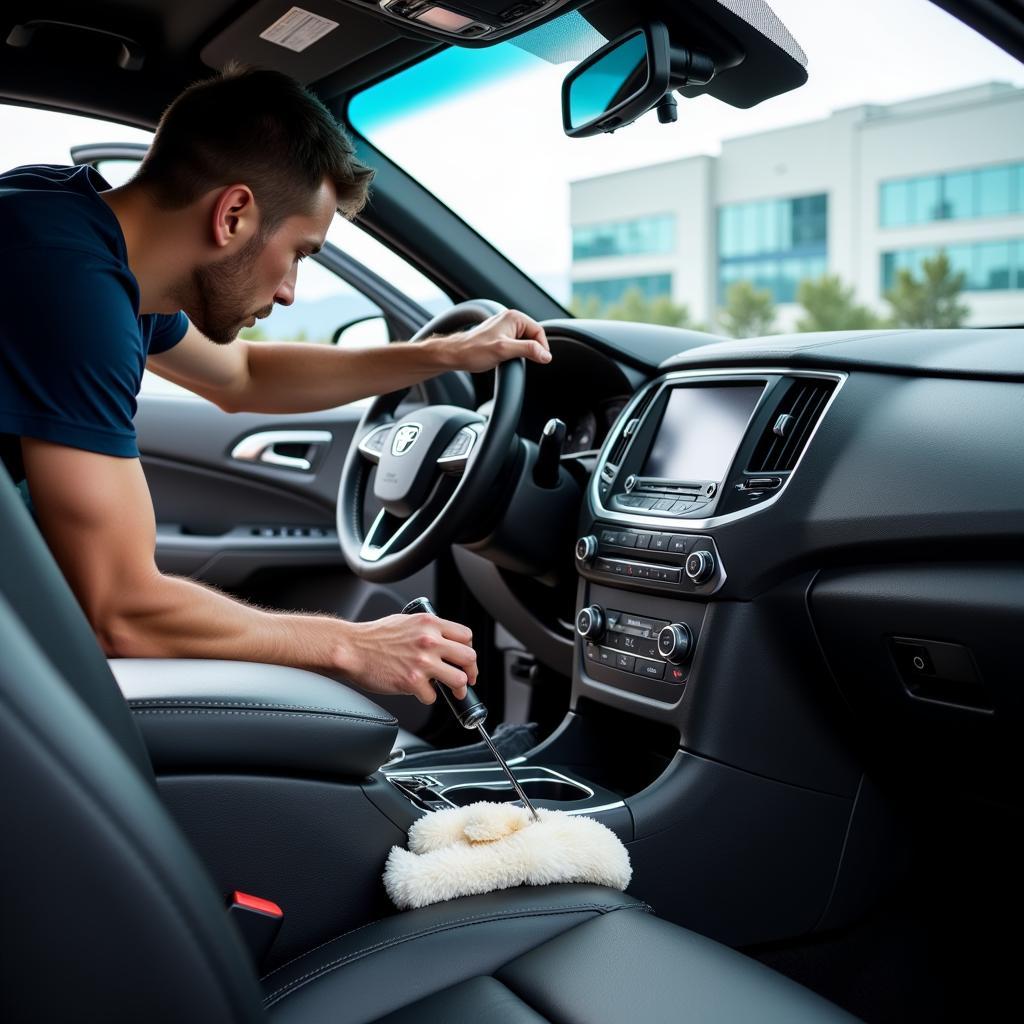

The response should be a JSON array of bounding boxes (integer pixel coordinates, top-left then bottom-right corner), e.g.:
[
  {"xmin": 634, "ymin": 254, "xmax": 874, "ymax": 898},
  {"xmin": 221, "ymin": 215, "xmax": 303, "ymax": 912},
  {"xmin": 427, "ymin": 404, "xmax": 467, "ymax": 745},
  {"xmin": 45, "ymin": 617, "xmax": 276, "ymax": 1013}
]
[
  {"xmin": 261, "ymin": 885, "xmax": 854, "ymax": 1023},
  {"xmin": 0, "ymin": 470, "xmax": 856, "ymax": 1023}
]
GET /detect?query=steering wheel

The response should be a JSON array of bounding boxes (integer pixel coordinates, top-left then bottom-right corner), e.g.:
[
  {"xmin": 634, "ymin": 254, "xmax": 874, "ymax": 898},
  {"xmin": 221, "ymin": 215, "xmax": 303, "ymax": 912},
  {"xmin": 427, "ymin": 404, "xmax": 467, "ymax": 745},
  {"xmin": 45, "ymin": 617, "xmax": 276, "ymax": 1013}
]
[{"xmin": 337, "ymin": 300, "xmax": 524, "ymax": 582}]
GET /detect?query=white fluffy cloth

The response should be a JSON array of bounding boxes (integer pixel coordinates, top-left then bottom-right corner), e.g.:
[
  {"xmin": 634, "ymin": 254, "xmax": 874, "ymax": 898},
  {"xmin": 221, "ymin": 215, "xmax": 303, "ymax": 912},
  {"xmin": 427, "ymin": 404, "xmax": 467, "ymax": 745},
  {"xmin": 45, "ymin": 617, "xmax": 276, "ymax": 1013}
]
[{"xmin": 383, "ymin": 801, "xmax": 632, "ymax": 910}]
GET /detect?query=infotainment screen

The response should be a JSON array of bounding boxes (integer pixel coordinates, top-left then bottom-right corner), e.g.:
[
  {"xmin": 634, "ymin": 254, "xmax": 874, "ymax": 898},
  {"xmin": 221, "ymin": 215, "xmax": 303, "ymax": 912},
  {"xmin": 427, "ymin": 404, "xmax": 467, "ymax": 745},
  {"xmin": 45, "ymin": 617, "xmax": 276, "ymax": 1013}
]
[{"xmin": 641, "ymin": 384, "xmax": 764, "ymax": 482}]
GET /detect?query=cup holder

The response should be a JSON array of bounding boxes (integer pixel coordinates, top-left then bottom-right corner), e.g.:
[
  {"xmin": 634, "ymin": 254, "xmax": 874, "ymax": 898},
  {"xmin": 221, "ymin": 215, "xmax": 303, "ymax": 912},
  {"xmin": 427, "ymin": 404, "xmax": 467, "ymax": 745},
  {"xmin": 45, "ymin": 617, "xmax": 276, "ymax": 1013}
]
[{"xmin": 442, "ymin": 778, "xmax": 591, "ymax": 807}]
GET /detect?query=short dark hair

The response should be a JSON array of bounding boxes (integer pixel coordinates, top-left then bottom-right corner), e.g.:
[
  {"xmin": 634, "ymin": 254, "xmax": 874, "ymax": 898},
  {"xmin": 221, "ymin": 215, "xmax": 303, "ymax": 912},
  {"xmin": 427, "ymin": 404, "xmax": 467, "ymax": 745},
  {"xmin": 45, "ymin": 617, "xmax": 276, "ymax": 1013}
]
[{"xmin": 134, "ymin": 63, "xmax": 373, "ymax": 230}]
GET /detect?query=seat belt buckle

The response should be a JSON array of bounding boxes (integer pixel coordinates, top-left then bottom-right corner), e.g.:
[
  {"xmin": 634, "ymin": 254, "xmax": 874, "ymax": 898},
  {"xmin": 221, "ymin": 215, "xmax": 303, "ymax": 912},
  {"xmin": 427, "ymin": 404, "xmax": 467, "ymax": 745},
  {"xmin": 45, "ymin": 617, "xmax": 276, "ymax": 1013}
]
[{"xmin": 226, "ymin": 890, "xmax": 283, "ymax": 968}]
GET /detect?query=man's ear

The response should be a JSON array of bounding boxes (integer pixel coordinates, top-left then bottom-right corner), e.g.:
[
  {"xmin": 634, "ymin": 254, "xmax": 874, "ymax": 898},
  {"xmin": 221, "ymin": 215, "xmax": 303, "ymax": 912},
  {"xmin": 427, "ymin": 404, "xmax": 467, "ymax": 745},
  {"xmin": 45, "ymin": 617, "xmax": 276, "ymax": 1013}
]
[{"xmin": 210, "ymin": 184, "xmax": 258, "ymax": 249}]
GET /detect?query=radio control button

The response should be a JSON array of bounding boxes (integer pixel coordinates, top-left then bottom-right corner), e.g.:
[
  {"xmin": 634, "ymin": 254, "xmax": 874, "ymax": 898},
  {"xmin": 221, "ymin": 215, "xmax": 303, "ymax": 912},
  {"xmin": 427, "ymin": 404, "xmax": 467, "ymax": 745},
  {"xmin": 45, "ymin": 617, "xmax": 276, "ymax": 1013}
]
[
  {"xmin": 576, "ymin": 605, "xmax": 606, "ymax": 640},
  {"xmin": 658, "ymin": 623, "xmax": 693, "ymax": 664},
  {"xmin": 669, "ymin": 500, "xmax": 692, "ymax": 513},
  {"xmin": 685, "ymin": 550, "xmax": 715, "ymax": 584},
  {"xmin": 636, "ymin": 497, "xmax": 658, "ymax": 509},
  {"xmin": 652, "ymin": 498, "xmax": 674, "ymax": 511},
  {"xmin": 575, "ymin": 534, "xmax": 598, "ymax": 562}
]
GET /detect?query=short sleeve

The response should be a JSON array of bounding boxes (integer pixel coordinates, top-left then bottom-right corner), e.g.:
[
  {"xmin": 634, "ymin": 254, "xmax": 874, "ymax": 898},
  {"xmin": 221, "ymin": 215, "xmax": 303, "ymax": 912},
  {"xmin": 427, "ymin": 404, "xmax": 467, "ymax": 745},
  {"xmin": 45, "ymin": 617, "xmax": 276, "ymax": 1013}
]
[
  {"xmin": 146, "ymin": 311, "xmax": 188, "ymax": 356},
  {"xmin": 0, "ymin": 247, "xmax": 147, "ymax": 458}
]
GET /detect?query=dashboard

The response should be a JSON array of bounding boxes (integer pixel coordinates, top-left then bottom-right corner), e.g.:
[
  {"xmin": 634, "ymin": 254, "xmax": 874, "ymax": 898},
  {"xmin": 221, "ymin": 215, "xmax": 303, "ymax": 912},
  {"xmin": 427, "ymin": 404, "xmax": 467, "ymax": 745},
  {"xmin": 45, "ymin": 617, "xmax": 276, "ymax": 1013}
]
[{"xmin": 460, "ymin": 320, "xmax": 1024, "ymax": 809}]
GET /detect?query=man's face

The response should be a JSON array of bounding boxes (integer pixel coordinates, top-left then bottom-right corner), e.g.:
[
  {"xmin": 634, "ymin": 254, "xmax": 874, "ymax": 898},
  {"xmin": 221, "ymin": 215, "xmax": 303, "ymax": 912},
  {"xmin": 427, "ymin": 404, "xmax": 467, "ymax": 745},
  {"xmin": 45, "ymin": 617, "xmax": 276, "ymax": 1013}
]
[{"xmin": 185, "ymin": 180, "xmax": 336, "ymax": 344}]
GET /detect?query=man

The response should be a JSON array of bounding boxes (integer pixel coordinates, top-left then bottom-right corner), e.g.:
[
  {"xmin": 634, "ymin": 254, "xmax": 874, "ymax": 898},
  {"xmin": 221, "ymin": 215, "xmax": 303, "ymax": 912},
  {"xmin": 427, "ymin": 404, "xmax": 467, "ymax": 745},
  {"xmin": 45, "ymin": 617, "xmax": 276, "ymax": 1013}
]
[{"xmin": 0, "ymin": 65, "xmax": 551, "ymax": 706}]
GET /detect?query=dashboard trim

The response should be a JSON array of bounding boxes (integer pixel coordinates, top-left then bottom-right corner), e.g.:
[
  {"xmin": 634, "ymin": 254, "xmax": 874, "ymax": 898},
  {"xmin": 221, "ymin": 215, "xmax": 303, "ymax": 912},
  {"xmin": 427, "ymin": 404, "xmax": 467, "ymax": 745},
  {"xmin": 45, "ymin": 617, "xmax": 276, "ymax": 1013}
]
[{"xmin": 588, "ymin": 367, "xmax": 848, "ymax": 532}]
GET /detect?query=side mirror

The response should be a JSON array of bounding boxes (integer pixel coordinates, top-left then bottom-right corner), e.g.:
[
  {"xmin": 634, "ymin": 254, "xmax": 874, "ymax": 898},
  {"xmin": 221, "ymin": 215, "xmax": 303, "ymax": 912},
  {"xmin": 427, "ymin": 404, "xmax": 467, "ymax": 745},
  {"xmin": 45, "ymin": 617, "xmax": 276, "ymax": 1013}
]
[
  {"xmin": 561, "ymin": 22, "xmax": 715, "ymax": 139},
  {"xmin": 331, "ymin": 314, "xmax": 391, "ymax": 346}
]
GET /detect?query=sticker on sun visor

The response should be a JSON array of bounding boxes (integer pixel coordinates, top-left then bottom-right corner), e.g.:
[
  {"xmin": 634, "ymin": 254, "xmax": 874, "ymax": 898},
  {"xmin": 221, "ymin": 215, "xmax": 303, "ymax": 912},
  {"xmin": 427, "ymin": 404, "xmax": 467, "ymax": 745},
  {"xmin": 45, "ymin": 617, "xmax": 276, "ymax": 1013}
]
[{"xmin": 259, "ymin": 7, "xmax": 339, "ymax": 52}]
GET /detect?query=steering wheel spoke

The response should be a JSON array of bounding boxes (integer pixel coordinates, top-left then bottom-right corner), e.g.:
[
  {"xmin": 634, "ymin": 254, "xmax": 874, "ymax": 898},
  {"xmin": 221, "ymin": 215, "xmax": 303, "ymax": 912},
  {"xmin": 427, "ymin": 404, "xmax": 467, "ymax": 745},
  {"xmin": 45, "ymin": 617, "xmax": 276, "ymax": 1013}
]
[
  {"xmin": 356, "ymin": 422, "xmax": 395, "ymax": 465},
  {"xmin": 436, "ymin": 422, "xmax": 485, "ymax": 474}
]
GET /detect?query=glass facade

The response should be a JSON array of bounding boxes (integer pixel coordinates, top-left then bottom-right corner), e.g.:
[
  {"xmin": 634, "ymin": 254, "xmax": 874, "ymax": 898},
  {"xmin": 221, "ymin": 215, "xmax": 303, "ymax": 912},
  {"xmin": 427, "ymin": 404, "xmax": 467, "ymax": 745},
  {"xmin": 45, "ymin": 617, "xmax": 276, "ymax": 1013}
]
[
  {"xmin": 880, "ymin": 161, "xmax": 1024, "ymax": 226},
  {"xmin": 572, "ymin": 215, "xmax": 675, "ymax": 260},
  {"xmin": 717, "ymin": 194, "xmax": 828, "ymax": 302},
  {"xmin": 572, "ymin": 274, "xmax": 672, "ymax": 307},
  {"xmin": 881, "ymin": 239, "xmax": 1024, "ymax": 292}
]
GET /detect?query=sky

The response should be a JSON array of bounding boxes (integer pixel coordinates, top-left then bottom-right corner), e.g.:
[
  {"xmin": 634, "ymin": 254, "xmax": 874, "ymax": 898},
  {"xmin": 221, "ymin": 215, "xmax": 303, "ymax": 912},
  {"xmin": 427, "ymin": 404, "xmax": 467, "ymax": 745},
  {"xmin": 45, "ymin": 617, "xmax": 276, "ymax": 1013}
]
[
  {"xmin": 351, "ymin": 0, "xmax": 1024, "ymax": 299},
  {"xmin": 2, "ymin": 0, "xmax": 1021, "ymax": 306}
]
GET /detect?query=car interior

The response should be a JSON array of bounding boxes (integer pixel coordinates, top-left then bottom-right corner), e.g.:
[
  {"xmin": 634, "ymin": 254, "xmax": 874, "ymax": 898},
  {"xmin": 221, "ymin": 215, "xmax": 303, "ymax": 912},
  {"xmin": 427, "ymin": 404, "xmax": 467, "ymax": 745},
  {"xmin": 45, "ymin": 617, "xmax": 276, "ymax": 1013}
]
[{"xmin": 1, "ymin": 1, "xmax": 1023, "ymax": 1022}]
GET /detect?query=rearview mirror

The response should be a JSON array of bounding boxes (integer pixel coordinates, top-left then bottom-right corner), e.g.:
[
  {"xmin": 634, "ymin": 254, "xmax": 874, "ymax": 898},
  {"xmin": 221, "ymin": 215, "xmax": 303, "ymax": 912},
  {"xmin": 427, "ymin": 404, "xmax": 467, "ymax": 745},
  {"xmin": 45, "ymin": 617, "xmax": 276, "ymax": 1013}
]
[{"xmin": 562, "ymin": 23, "xmax": 715, "ymax": 139}]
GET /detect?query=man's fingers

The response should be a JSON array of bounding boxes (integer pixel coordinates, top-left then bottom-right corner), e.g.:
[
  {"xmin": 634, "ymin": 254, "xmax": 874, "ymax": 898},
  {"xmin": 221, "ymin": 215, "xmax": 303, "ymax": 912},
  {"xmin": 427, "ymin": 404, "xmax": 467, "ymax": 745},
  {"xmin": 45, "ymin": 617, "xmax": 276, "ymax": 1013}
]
[
  {"xmin": 437, "ymin": 637, "xmax": 478, "ymax": 685},
  {"xmin": 436, "ymin": 616, "xmax": 472, "ymax": 645},
  {"xmin": 498, "ymin": 337, "xmax": 552, "ymax": 364},
  {"xmin": 505, "ymin": 309, "xmax": 548, "ymax": 349}
]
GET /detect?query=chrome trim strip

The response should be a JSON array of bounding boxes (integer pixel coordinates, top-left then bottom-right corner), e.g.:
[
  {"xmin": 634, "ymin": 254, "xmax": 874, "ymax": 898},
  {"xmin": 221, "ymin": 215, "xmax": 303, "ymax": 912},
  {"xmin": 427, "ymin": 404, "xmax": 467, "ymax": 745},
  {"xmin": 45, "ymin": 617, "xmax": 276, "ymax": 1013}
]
[
  {"xmin": 359, "ymin": 506, "xmax": 424, "ymax": 562},
  {"xmin": 565, "ymin": 801, "xmax": 626, "ymax": 815},
  {"xmin": 356, "ymin": 423, "xmax": 394, "ymax": 463},
  {"xmin": 588, "ymin": 368, "xmax": 848, "ymax": 531},
  {"xmin": 436, "ymin": 422, "xmax": 484, "ymax": 469},
  {"xmin": 230, "ymin": 429, "xmax": 332, "ymax": 473}
]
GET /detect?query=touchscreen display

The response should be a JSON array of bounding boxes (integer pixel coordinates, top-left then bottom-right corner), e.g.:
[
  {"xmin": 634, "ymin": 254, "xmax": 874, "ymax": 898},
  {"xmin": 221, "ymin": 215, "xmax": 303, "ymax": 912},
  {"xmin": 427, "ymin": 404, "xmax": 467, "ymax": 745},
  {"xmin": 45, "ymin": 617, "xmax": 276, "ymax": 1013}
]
[{"xmin": 641, "ymin": 385, "xmax": 764, "ymax": 482}]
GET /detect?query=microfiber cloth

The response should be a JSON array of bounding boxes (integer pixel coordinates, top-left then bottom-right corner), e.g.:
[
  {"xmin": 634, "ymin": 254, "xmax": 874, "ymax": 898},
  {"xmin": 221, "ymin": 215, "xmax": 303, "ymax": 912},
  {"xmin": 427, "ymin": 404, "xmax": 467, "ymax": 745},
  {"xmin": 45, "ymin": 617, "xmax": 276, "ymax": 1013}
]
[{"xmin": 383, "ymin": 801, "xmax": 632, "ymax": 910}]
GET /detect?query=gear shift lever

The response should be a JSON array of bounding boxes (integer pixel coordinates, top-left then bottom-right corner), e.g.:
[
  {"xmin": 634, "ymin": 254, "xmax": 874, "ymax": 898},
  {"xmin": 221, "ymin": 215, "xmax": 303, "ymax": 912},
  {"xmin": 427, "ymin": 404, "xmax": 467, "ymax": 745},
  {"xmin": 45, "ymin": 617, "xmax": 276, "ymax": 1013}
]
[{"xmin": 402, "ymin": 597, "xmax": 540, "ymax": 820}]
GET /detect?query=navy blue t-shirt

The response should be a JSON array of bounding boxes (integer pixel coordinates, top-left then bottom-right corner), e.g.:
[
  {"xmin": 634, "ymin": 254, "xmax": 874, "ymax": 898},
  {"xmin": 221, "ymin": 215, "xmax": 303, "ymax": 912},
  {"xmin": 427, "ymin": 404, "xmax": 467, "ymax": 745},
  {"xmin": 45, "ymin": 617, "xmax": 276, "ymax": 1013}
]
[{"xmin": 0, "ymin": 164, "xmax": 188, "ymax": 483}]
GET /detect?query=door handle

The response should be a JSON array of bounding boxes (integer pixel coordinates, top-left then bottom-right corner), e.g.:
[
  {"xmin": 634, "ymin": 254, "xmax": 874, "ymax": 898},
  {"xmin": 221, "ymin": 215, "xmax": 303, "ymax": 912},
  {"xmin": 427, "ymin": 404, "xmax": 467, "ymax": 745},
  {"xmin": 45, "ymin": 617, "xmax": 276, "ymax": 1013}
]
[{"xmin": 230, "ymin": 430, "xmax": 332, "ymax": 472}]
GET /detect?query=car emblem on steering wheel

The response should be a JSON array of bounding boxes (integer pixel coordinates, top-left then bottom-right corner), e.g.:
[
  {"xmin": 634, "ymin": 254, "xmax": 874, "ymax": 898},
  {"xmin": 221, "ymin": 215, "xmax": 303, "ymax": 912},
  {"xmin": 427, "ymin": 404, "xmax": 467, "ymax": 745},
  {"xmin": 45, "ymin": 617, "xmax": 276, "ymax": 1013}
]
[{"xmin": 391, "ymin": 423, "xmax": 422, "ymax": 456}]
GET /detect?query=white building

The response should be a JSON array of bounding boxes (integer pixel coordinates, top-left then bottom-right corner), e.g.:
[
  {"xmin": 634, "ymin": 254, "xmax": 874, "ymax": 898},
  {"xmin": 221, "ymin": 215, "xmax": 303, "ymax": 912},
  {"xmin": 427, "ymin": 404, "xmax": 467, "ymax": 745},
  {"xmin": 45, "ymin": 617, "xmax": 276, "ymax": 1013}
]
[{"xmin": 569, "ymin": 83, "xmax": 1024, "ymax": 330}]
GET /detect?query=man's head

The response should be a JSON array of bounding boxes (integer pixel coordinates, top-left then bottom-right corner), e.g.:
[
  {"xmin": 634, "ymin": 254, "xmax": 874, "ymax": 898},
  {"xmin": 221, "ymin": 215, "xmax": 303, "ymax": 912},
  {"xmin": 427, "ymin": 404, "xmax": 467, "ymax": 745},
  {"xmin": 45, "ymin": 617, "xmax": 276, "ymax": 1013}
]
[{"xmin": 133, "ymin": 64, "xmax": 373, "ymax": 342}]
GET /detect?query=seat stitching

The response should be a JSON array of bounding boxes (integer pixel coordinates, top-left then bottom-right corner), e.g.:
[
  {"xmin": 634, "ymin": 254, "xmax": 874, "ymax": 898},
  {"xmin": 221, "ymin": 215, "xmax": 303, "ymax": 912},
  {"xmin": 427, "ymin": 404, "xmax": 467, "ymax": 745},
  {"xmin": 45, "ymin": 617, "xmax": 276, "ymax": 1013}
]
[
  {"xmin": 127, "ymin": 700, "xmax": 395, "ymax": 724},
  {"xmin": 263, "ymin": 902, "xmax": 648, "ymax": 1007},
  {"xmin": 130, "ymin": 709, "xmax": 395, "ymax": 725}
]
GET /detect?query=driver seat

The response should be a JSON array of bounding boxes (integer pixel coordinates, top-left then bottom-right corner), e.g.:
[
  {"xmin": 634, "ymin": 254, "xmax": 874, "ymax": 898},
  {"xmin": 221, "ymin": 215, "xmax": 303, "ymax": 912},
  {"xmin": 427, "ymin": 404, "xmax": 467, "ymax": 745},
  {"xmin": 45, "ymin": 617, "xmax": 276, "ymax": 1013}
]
[{"xmin": 0, "ymin": 470, "xmax": 856, "ymax": 1023}]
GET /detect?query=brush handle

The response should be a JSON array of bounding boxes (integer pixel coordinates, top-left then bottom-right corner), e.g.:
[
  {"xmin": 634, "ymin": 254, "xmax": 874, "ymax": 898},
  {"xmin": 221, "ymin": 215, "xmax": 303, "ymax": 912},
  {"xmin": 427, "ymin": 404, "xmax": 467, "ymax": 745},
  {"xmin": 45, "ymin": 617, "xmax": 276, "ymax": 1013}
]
[{"xmin": 401, "ymin": 597, "xmax": 488, "ymax": 729}]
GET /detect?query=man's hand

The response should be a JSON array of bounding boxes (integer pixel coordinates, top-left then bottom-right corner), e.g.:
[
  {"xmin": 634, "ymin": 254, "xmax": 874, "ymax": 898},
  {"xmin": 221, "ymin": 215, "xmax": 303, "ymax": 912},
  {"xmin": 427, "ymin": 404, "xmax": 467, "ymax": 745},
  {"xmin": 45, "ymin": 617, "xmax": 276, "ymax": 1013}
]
[
  {"xmin": 435, "ymin": 309, "xmax": 552, "ymax": 373},
  {"xmin": 335, "ymin": 612, "xmax": 478, "ymax": 704}
]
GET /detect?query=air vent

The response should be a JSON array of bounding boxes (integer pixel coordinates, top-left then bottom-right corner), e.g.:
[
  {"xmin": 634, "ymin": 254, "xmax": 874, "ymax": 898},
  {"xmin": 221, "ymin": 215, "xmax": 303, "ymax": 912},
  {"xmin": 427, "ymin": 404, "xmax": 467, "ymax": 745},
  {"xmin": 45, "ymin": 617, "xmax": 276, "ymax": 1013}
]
[
  {"xmin": 607, "ymin": 386, "xmax": 657, "ymax": 469},
  {"xmin": 748, "ymin": 378, "xmax": 836, "ymax": 473}
]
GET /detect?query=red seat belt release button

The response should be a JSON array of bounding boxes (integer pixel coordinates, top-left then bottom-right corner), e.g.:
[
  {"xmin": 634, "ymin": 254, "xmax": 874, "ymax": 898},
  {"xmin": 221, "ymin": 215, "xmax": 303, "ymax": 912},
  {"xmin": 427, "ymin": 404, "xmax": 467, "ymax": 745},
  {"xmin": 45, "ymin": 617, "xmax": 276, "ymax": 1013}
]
[{"xmin": 227, "ymin": 890, "xmax": 283, "ymax": 968}]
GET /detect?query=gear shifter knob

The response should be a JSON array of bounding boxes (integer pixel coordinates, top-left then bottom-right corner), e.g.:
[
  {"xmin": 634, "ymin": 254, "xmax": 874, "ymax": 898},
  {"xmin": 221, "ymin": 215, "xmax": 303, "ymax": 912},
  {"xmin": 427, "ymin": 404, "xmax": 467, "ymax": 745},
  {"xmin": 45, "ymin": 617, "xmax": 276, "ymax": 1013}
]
[{"xmin": 533, "ymin": 418, "xmax": 566, "ymax": 489}]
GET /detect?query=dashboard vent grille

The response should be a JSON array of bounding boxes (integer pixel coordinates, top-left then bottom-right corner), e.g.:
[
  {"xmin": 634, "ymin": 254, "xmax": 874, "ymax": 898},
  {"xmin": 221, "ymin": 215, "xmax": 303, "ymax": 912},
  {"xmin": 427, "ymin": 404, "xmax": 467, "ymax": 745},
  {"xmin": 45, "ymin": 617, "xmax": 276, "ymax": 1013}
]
[
  {"xmin": 607, "ymin": 386, "xmax": 657, "ymax": 468},
  {"xmin": 749, "ymin": 378, "xmax": 836, "ymax": 473}
]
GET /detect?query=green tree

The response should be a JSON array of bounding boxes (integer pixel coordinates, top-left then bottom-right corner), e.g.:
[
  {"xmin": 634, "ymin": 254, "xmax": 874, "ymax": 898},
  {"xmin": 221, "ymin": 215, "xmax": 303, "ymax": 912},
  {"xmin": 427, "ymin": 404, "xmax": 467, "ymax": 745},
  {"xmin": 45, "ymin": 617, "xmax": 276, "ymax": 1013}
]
[
  {"xmin": 885, "ymin": 250, "xmax": 970, "ymax": 328},
  {"xmin": 605, "ymin": 287, "xmax": 701, "ymax": 329},
  {"xmin": 239, "ymin": 325, "xmax": 267, "ymax": 341},
  {"xmin": 719, "ymin": 281, "xmax": 776, "ymax": 338},
  {"xmin": 796, "ymin": 274, "xmax": 882, "ymax": 332},
  {"xmin": 569, "ymin": 294, "xmax": 603, "ymax": 319}
]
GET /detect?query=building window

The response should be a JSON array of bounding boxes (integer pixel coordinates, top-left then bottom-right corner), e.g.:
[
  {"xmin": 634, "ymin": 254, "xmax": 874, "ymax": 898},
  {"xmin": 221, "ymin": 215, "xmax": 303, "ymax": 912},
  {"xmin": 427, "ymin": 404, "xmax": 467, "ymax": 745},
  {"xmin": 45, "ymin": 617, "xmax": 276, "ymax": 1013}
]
[
  {"xmin": 717, "ymin": 193, "xmax": 827, "ymax": 302},
  {"xmin": 572, "ymin": 274, "xmax": 672, "ymax": 307},
  {"xmin": 572, "ymin": 214, "xmax": 675, "ymax": 260},
  {"xmin": 880, "ymin": 239, "xmax": 1024, "ymax": 292},
  {"xmin": 879, "ymin": 161, "xmax": 1024, "ymax": 227}
]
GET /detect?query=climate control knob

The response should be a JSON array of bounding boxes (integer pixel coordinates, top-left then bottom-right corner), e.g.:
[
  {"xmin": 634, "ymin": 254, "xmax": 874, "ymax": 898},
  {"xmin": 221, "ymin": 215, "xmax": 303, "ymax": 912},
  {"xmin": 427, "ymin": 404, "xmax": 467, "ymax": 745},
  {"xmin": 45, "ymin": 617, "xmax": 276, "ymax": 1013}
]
[
  {"xmin": 657, "ymin": 623, "xmax": 693, "ymax": 664},
  {"xmin": 684, "ymin": 549, "xmax": 715, "ymax": 584},
  {"xmin": 576, "ymin": 605, "xmax": 605, "ymax": 641},
  {"xmin": 575, "ymin": 534, "xmax": 598, "ymax": 563}
]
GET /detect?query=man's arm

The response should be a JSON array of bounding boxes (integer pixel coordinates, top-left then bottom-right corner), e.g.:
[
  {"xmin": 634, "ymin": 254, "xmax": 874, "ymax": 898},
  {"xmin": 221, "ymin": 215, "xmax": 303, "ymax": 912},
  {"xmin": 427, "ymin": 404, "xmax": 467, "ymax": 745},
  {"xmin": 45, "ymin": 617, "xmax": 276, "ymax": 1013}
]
[
  {"xmin": 22, "ymin": 438, "xmax": 476, "ymax": 702},
  {"xmin": 146, "ymin": 309, "xmax": 551, "ymax": 414}
]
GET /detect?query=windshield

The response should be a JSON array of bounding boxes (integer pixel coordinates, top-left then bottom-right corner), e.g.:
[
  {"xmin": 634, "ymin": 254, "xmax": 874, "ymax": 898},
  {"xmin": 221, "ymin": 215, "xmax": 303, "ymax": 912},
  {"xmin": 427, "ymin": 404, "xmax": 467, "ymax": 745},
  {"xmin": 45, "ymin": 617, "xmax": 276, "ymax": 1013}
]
[{"xmin": 349, "ymin": 0, "xmax": 1024, "ymax": 334}]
